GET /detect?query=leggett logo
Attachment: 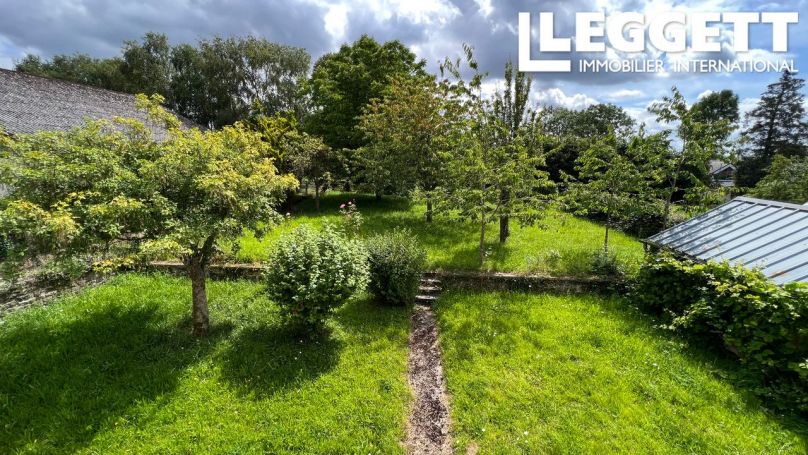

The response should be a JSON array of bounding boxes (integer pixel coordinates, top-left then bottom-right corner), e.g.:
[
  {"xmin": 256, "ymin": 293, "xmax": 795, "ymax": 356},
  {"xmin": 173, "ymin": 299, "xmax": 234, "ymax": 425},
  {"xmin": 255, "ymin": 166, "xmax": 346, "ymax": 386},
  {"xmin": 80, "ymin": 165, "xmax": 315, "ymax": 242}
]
[{"xmin": 518, "ymin": 12, "xmax": 799, "ymax": 73}]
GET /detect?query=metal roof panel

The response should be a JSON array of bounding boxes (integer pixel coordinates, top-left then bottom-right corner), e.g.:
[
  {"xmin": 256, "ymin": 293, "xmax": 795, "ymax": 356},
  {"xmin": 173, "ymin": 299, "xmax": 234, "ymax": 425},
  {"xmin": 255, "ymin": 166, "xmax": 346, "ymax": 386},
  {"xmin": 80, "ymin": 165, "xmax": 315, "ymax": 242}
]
[{"xmin": 645, "ymin": 197, "xmax": 808, "ymax": 284}]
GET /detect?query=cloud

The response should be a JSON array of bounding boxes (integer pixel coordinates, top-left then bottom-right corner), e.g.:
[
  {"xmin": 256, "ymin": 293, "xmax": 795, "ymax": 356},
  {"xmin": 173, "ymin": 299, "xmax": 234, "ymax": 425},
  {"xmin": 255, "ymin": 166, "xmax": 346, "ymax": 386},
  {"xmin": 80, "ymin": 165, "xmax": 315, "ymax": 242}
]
[
  {"xmin": 604, "ymin": 88, "xmax": 644, "ymax": 100},
  {"xmin": 0, "ymin": 0, "xmax": 803, "ymax": 127},
  {"xmin": 535, "ymin": 88, "xmax": 598, "ymax": 110}
]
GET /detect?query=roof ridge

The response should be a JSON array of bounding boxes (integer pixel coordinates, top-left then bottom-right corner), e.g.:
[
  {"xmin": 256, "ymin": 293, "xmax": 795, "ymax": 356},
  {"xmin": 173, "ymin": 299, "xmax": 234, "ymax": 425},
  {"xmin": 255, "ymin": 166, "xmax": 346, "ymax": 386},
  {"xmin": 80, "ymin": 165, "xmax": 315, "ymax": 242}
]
[
  {"xmin": 734, "ymin": 196, "xmax": 808, "ymax": 212},
  {"xmin": 0, "ymin": 67, "xmax": 138, "ymax": 100}
]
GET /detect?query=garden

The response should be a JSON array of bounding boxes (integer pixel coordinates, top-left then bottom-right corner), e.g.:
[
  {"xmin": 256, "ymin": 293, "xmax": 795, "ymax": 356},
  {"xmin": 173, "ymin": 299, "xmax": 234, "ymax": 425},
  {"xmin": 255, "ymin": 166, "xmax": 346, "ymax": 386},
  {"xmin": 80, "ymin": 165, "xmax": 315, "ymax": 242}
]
[{"xmin": 2, "ymin": 34, "xmax": 808, "ymax": 454}]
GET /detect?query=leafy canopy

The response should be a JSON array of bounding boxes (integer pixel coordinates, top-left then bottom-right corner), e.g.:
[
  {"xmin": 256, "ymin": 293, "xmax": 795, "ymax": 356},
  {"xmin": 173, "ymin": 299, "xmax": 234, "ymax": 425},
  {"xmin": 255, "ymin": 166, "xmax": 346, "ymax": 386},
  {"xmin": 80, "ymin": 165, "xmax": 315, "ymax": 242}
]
[{"xmin": 0, "ymin": 94, "xmax": 297, "ymax": 272}]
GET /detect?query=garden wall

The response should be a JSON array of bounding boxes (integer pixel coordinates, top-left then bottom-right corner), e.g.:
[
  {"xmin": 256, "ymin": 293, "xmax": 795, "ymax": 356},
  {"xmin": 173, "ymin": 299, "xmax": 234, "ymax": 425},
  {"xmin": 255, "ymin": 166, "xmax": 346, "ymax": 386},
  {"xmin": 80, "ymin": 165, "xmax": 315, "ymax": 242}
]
[{"xmin": 147, "ymin": 262, "xmax": 621, "ymax": 293}]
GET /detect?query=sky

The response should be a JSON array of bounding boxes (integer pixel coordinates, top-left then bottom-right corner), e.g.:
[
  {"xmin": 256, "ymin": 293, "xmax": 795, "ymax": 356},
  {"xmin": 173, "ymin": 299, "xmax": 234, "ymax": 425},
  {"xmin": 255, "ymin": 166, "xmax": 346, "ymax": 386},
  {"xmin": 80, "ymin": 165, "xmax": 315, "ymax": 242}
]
[{"xmin": 1, "ymin": 0, "xmax": 806, "ymax": 131}]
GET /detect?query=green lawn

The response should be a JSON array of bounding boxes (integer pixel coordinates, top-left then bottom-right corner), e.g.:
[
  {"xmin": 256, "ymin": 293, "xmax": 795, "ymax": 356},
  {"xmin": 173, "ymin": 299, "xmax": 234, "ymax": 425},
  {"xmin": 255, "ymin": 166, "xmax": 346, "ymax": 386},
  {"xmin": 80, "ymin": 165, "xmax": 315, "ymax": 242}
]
[
  {"xmin": 435, "ymin": 291, "xmax": 808, "ymax": 454},
  {"xmin": 229, "ymin": 192, "xmax": 645, "ymax": 276},
  {"xmin": 0, "ymin": 274, "xmax": 411, "ymax": 454}
]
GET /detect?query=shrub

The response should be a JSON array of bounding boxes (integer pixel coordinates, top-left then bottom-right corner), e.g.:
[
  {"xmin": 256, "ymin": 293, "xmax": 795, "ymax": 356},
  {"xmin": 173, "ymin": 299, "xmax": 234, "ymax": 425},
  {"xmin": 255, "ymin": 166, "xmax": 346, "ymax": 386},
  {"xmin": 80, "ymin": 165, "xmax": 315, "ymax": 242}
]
[
  {"xmin": 590, "ymin": 250, "xmax": 625, "ymax": 277},
  {"xmin": 633, "ymin": 252, "xmax": 808, "ymax": 413},
  {"xmin": 265, "ymin": 224, "xmax": 369, "ymax": 328},
  {"xmin": 365, "ymin": 229, "xmax": 426, "ymax": 305}
]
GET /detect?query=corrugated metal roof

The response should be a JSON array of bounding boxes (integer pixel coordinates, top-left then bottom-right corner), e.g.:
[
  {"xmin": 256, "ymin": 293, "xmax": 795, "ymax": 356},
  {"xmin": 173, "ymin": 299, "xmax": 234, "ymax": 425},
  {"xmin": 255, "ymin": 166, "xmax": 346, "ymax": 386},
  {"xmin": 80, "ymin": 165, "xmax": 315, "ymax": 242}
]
[{"xmin": 645, "ymin": 197, "xmax": 808, "ymax": 285}]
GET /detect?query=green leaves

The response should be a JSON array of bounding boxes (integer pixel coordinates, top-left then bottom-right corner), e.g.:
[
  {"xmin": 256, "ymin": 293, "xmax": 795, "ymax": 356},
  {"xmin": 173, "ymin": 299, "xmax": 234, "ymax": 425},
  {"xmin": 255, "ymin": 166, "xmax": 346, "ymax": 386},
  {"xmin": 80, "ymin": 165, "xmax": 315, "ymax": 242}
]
[
  {"xmin": 264, "ymin": 224, "xmax": 369, "ymax": 328},
  {"xmin": 0, "ymin": 96, "xmax": 297, "ymax": 274},
  {"xmin": 633, "ymin": 253, "xmax": 808, "ymax": 412}
]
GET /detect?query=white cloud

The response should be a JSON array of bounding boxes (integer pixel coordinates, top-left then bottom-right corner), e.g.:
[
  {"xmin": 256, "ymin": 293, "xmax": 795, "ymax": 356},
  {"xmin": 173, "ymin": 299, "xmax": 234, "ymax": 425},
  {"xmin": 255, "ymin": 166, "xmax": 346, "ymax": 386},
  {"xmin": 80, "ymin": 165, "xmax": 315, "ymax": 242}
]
[
  {"xmin": 324, "ymin": 4, "xmax": 349, "ymax": 41},
  {"xmin": 697, "ymin": 90, "xmax": 714, "ymax": 100},
  {"xmin": 739, "ymin": 97, "xmax": 760, "ymax": 119},
  {"xmin": 604, "ymin": 89, "xmax": 643, "ymax": 100},
  {"xmin": 535, "ymin": 88, "xmax": 598, "ymax": 110},
  {"xmin": 474, "ymin": 0, "xmax": 494, "ymax": 18}
]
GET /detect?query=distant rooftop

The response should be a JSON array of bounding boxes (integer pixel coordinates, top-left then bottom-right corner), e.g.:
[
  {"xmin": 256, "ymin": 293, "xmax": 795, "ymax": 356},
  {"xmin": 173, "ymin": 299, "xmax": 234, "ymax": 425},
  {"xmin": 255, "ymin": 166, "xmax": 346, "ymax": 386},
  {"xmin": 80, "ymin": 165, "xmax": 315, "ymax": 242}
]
[
  {"xmin": 0, "ymin": 69, "xmax": 196, "ymax": 140},
  {"xmin": 645, "ymin": 197, "xmax": 808, "ymax": 285}
]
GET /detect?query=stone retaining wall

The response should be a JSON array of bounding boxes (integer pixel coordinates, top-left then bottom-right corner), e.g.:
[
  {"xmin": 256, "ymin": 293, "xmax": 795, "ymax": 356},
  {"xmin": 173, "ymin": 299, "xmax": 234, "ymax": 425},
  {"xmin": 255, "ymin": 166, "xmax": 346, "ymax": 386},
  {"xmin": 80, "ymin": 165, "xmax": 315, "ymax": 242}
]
[
  {"xmin": 0, "ymin": 273, "xmax": 107, "ymax": 316},
  {"xmin": 147, "ymin": 262, "xmax": 624, "ymax": 293}
]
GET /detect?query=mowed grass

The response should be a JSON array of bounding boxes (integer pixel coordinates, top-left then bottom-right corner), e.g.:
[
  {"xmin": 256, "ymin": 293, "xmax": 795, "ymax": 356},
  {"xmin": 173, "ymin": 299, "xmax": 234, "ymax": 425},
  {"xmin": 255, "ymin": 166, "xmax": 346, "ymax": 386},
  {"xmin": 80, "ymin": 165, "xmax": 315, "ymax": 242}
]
[
  {"xmin": 435, "ymin": 291, "xmax": 808, "ymax": 454},
  {"xmin": 230, "ymin": 192, "xmax": 644, "ymax": 275},
  {"xmin": 0, "ymin": 274, "xmax": 411, "ymax": 454}
]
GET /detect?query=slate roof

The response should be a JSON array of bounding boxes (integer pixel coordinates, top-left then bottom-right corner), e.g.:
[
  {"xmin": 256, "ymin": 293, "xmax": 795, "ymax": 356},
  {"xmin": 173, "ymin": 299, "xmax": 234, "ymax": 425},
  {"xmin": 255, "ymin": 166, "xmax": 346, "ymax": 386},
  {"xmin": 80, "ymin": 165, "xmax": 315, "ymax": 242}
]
[
  {"xmin": 0, "ymin": 68, "xmax": 197, "ymax": 139},
  {"xmin": 645, "ymin": 196, "xmax": 808, "ymax": 285}
]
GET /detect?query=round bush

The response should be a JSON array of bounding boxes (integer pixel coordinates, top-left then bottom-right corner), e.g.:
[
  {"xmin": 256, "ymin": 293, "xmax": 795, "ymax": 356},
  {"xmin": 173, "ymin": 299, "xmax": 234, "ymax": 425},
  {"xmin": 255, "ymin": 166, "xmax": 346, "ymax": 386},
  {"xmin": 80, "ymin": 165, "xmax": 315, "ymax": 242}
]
[
  {"xmin": 365, "ymin": 228, "xmax": 427, "ymax": 305},
  {"xmin": 265, "ymin": 224, "xmax": 369, "ymax": 327}
]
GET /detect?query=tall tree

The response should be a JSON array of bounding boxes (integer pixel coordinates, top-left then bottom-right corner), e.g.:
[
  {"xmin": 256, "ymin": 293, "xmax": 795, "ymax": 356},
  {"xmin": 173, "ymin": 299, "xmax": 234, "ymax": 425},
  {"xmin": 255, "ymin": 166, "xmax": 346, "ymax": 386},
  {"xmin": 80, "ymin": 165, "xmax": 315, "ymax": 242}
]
[
  {"xmin": 439, "ymin": 46, "xmax": 553, "ymax": 265},
  {"xmin": 0, "ymin": 95, "xmax": 297, "ymax": 336},
  {"xmin": 690, "ymin": 90, "xmax": 740, "ymax": 132},
  {"xmin": 359, "ymin": 75, "xmax": 456, "ymax": 221},
  {"xmin": 306, "ymin": 35, "xmax": 427, "ymax": 151},
  {"xmin": 492, "ymin": 60, "xmax": 533, "ymax": 242},
  {"xmin": 120, "ymin": 32, "xmax": 172, "ymax": 96},
  {"xmin": 17, "ymin": 34, "xmax": 311, "ymax": 129},
  {"xmin": 738, "ymin": 71, "xmax": 808, "ymax": 187},
  {"xmin": 649, "ymin": 87, "xmax": 731, "ymax": 226}
]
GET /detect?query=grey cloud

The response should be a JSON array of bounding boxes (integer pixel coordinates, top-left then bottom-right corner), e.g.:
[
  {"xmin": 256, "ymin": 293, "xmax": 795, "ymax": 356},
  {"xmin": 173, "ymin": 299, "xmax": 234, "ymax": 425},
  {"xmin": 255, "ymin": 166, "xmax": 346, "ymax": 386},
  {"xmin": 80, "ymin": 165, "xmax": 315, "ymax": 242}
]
[{"xmin": 0, "ymin": 0, "xmax": 333, "ymax": 61}]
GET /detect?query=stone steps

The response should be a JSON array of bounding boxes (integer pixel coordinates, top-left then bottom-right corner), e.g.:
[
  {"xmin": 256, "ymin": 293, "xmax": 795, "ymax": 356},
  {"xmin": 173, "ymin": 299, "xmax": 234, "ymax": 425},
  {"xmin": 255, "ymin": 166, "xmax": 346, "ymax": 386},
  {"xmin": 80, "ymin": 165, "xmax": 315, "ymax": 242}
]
[{"xmin": 415, "ymin": 275, "xmax": 442, "ymax": 306}]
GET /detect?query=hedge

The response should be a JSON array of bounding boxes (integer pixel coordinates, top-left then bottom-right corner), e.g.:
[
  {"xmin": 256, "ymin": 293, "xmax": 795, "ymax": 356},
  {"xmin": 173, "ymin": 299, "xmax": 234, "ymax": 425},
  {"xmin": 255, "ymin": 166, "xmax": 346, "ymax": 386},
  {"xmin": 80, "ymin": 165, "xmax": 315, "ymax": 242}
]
[{"xmin": 633, "ymin": 252, "xmax": 808, "ymax": 413}]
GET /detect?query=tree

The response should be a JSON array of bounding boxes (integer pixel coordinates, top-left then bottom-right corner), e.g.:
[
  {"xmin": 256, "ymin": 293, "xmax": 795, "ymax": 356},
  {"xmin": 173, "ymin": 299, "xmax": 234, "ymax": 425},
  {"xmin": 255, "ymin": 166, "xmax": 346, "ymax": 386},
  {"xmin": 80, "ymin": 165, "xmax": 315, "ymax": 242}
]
[
  {"xmin": 306, "ymin": 35, "xmax": 427, "ymax": 151},
  {"xmin": 752, "ymin": 155, "xmax": 808, "ymax": 204},
  {"xmin": 738, "ymin": 71, "xmax": 808, "ymax": 187},
  {"xmin": 120, "ymin": 32, "xmax": 172, "ymax": 97},
  {"xmin": 285, "ymin": 132, "xmax": 338, "ymax": 211},
  {"xmin": 16, "ymin": 53, "xmax": 127, "ymax": 91},
  {"xmin": 690, "ymin": 90, "xmax": 740, "ymax": 135},
  {"xmin": 439, "ymin": 47, "xmax": 553, "ymax": 265},
  {"xmin": 17, "ymin": 34, "xmax": 311, "ymax": 129},
  {"xmin": 649, "ymin": 87, "xmax": 731, "ymax": 226},
  {"xmin": 0, "ymin": 95, "xmax": 297, "ymax": 336},
  {"xmin": 359, "ymin": 75, "xmax": 454, "ymax": 221},
  {"xmin": 566, "ymin": 130, "xmax": 652, "ymax": 253},
  {"xmin": 492, "ymin": 60, "xmax": 534, "ymax": 242},
  {"xmin": 538, "ymin": 103, "xmax": 635, "ymax": 182}
]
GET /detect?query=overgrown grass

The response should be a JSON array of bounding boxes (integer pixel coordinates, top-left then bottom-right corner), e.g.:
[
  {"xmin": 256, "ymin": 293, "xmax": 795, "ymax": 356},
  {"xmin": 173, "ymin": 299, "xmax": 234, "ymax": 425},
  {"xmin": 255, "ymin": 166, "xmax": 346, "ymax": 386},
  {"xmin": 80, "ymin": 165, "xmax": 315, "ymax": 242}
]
[
  {"xmin": 0, "ymin": 274, "xmax": 411, "ymax": 454},
  {"xmin": 229, "ymin": 193, "xmax": 644, "ymax": 276},
  {"xmin": 435, "ymin": 291, "xmax": 808, "ymax": 454}
]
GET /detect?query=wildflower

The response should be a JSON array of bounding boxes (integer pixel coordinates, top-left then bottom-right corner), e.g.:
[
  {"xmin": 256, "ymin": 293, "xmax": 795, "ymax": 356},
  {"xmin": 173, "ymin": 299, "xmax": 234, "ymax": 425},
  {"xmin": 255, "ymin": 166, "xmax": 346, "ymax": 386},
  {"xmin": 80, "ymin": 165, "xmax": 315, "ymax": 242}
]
[{"xmin": 340, "ymin": 204, "xmax": 346, "ymax": 209}]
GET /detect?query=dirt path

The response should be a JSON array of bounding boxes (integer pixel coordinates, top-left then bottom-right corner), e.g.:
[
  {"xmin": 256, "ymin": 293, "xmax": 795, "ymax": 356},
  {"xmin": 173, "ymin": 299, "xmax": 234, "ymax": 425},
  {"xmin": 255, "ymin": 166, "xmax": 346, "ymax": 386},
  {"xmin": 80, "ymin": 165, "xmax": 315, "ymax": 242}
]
[{"xmin": 405, "ymin": 303, "xmax": 452, "ymax": 454}]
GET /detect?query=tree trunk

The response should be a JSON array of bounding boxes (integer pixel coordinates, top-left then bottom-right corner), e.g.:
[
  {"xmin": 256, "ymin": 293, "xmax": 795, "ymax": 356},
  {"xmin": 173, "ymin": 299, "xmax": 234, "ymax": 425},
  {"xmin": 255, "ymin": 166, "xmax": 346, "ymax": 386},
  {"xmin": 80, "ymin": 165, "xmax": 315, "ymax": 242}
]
[
  {"xmin": 499, "ymin": 216, "xmax": 509, "ymax": 243},
  {"xmin": 315, "ymin": 185, "xmax": 321, "ymax": 212},
  {"xmin": 188, "ymin": 255, "xmax": 209, "ymax": 337},
  {"xmin": 478, "ymin": 216, "xmax": 487, "ymax": 267},
  {"xmin": 604, "ymin": 225, "xmax": 610, "ymax": 254},
  {"xmin": 375, "ymin": 190, "xmax": 382, "ymax": 202},
  {"xmin": 499, "ymin": 189, "xmax": 509, "ymax": 243},
  {"xmin": 426, "ymin": 199, "xmax": 433, "ymax": 223}
]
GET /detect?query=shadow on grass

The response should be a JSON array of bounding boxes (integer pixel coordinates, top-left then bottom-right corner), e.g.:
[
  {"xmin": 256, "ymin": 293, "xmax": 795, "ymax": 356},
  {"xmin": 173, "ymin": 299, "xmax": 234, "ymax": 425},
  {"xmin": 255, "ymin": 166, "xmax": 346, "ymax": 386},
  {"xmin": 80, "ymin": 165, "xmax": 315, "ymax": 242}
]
[
  {"xmin": 218, "ymin": 322, "xmax": 342, "ymax": 398},
  {"xmin": 218, "ymin": 296, "xmax": 409, "ymax": 399},
  {"xmin": 0, "ymin": 304, "xmax": 229, "ymax": 453}
]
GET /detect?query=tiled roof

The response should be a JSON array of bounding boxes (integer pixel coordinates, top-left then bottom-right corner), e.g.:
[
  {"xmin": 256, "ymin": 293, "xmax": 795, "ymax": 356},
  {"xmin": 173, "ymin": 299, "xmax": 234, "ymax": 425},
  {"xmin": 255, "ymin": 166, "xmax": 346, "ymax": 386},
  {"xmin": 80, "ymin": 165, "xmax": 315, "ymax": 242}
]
[
  {"xmin": 0, "ymin": 69, "xmax": 197, "ymax": 140},
  {"xmin": 646, "ymin": 197, "xmax": 808, "ymax": 285}
]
